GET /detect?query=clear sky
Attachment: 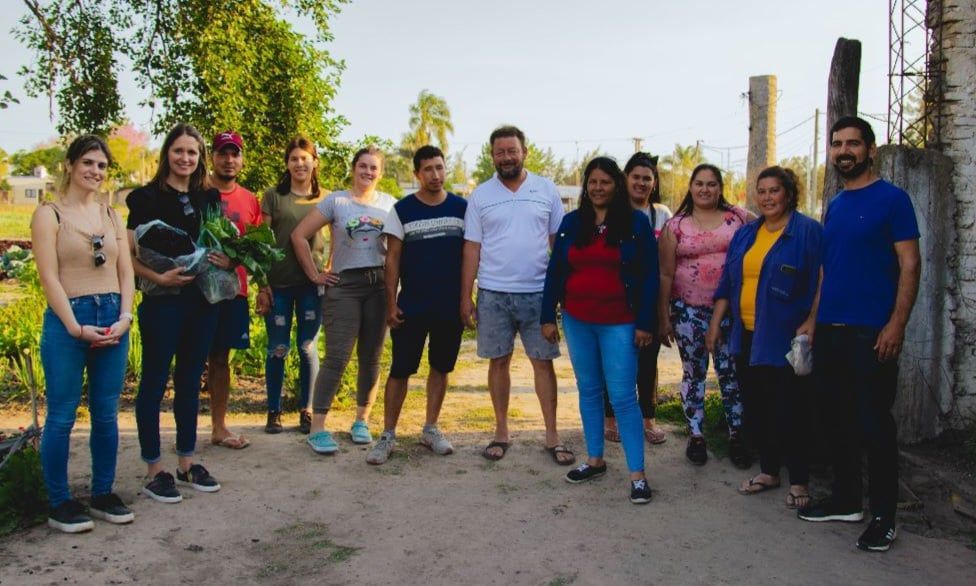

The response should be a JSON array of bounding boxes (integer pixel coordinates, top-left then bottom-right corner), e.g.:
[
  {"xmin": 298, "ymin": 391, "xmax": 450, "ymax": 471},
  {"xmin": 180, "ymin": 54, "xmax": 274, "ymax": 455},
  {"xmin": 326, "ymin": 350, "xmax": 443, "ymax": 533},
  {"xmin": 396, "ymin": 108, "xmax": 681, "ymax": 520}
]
[{"xmin": 0, "ymin": 0, "xmax": 893, "ymax": 173}]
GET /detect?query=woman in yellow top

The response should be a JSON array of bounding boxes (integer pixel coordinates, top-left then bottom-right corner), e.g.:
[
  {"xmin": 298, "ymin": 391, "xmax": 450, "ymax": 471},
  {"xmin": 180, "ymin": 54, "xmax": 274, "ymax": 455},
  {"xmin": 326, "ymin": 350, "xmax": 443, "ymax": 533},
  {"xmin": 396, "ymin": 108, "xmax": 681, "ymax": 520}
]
[{"xmin": 707, "ymin": 166, "xmax": 823, "ymax": 509}]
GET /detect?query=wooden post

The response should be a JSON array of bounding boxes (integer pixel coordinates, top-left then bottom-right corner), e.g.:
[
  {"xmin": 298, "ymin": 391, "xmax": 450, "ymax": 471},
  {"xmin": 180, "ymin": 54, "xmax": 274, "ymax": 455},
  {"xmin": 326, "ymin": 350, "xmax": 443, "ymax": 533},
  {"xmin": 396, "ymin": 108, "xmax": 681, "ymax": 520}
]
[
  {"xmin": 746, "ymin": 75, "xmax": 777, "ymax": 212},
  {"xmin": 821, "ymin": 38, "xmax": 861, "ymax": 217}
]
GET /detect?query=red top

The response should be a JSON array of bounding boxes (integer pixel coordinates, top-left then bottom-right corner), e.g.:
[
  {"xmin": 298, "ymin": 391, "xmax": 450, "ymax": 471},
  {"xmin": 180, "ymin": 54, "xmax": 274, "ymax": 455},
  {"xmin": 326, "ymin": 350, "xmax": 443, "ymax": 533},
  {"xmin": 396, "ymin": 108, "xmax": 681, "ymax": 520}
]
[
  {"xmin": 220, "ymin": 184, "xmax": 262, "ymax": 297},
  {"xmin": 564, "ymin": 231, "xmax": 634, "ymax": 324}
]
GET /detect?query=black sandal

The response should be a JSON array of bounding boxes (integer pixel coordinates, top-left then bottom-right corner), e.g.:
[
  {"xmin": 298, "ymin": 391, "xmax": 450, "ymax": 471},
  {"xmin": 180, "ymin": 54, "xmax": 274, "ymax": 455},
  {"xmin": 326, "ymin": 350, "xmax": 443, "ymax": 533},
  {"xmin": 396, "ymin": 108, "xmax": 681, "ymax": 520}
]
[
  {"xmin": 482, "ymin": 441, "xmax": 510, "ymax": 461},
  {"xmin": 545, "ymin": 444, "xmax": 575, "ymax": 466}
]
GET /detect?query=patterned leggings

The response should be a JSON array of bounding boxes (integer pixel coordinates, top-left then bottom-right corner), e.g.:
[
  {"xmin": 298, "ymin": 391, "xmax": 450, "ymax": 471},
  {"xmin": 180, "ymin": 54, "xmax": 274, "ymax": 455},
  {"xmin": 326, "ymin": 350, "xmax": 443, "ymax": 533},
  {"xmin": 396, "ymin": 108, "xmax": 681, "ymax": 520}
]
[{"xmin": 670, "ymin": 298, "xmax": 743, "ymax": 436}]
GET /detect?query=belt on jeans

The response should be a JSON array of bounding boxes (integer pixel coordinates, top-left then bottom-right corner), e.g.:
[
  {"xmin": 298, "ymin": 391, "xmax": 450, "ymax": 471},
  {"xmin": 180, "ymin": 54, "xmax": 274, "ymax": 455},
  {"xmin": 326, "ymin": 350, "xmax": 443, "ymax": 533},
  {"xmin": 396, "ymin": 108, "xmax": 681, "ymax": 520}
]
[{"xmin": 341, "ymin": 266, "xmax": 382, "ymax": 284}]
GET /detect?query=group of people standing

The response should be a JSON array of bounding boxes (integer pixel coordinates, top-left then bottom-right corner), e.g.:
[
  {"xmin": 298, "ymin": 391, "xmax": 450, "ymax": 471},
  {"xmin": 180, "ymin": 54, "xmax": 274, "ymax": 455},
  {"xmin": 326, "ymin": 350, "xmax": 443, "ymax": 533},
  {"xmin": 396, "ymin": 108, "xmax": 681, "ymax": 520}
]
[{"xmin": 32, "ymin": 116, "xmax": 919, "ymax": 553}]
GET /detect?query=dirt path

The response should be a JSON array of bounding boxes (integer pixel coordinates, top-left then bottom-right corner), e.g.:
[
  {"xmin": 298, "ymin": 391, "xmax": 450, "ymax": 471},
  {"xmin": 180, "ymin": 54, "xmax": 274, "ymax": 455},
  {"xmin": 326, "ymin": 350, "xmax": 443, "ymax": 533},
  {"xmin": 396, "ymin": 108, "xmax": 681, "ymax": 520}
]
[{"xmin": 1, "ymin": 342, "xmax": 973, "ymax": 585}]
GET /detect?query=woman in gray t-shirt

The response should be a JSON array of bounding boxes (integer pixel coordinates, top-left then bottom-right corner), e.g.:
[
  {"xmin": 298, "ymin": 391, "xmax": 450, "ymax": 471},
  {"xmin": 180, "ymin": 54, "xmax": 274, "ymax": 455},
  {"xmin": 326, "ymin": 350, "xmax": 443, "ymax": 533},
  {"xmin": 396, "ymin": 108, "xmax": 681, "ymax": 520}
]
[{"xmin": 291, "ymin": 146, "xmax": 396, "ymax": 454}]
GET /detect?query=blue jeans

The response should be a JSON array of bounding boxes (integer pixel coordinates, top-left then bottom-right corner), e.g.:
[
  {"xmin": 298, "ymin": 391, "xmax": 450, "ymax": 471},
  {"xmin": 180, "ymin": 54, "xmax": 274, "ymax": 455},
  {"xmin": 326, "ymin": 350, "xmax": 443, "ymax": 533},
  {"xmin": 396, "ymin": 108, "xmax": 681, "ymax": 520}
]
[
  {"xmin": 562, "ymin": 313, "xmax": 644, "ymax": 474},
  {"xmin": 40, "ymin": 294, "xmax": 128, "ymax": 507},
  {"xmin": 135, "ymin": 289, "xmax": 219, "ymax": 463},
  {"xmin": 264, "ymin": 284, "xmax": 322, "ymax": 412}
]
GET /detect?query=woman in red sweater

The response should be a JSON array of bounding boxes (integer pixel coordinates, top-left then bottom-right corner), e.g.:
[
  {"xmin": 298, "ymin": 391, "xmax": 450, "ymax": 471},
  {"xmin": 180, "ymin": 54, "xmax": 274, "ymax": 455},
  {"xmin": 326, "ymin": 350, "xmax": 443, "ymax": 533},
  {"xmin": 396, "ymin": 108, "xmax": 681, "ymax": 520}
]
[{"xmin": 541, "ymin": 157, "xmax": 659, "ymax": 504}]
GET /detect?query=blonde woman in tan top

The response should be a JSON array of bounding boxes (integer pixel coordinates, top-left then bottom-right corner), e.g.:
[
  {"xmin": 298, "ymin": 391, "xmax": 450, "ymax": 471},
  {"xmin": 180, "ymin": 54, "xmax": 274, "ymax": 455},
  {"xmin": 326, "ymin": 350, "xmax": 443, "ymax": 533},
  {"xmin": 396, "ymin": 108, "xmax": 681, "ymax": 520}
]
[{"xmin": 31, "ymin": 135, "xmax": 135, "ymax": 533}]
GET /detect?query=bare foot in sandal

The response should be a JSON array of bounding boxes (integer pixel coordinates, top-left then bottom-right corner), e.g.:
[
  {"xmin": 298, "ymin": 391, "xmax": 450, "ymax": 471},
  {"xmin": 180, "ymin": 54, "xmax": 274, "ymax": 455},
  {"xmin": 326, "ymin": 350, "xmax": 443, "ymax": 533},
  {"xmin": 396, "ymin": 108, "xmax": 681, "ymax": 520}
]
[
  {"xmin": 644, "ymin": 423, "xmax": 667, "ymax": 445},
  {"xmin": 786, "ymin": 485, "xmax": 811, "ymax": 509},
  {"xmin": 738, "ymin": 473, "xmax": 781, "ymax": 495},
  {"xmin": 604, "ymin": 418, "xmax": 621, "ymax": 442}
]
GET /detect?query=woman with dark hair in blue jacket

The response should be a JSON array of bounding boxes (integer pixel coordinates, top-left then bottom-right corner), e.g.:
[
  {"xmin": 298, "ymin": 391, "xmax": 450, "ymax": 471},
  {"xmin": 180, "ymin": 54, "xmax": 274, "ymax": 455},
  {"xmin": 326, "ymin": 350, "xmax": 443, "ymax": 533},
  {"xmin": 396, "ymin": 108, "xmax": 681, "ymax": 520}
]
[
  {"xmin": 541, "ymin": 157, "xmax": 659, "ymax": 505},
  {"xmin": 706, "ymin": 166, "xmax": 822, "ymax": 509}
]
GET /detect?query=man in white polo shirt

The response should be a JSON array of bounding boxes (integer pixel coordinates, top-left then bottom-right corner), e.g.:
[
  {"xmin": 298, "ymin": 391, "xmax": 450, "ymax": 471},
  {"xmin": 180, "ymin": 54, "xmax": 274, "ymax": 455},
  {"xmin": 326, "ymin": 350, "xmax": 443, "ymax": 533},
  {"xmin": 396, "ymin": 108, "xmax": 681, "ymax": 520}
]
[{"xmin": 461, "ymin": 125, "xmax": 574, "ymax": 465}]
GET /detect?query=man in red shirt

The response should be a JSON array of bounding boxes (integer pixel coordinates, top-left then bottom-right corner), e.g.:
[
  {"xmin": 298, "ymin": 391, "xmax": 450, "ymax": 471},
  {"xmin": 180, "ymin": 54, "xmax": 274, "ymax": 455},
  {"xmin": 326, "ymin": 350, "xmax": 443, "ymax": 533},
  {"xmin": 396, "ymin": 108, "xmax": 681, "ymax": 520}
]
[{"xmin": 207, "ymin": 131, "xmax": 261, "ymax": 449}]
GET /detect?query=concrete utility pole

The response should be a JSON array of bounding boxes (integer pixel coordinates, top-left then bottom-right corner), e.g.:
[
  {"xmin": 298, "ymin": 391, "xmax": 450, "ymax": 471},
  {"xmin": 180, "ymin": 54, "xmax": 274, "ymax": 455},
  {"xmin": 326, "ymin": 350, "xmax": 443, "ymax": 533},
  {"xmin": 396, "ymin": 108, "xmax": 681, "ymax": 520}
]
[
  {"xmin": 632, "ymin": 137, "xmax": 643, "ymax": 153},
  {"xmin": 746, "ymin": 75, "xmax": 777, "ymax": 211},
  {"xmin": 821, "ymin": 38, "xmax": 861, "ymax": 217}
]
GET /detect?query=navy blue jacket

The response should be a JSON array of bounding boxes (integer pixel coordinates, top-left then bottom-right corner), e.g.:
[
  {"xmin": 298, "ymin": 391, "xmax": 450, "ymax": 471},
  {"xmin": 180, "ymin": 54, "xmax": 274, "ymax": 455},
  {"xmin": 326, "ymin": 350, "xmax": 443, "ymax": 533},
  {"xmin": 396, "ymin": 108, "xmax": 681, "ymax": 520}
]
[
  {"xmin": 714, "ymin": 211, "xmax": 822, "ymax": 367},
  {"xmin": 541, "ymin": 210, "xmax": 659, "ymax": 333}
]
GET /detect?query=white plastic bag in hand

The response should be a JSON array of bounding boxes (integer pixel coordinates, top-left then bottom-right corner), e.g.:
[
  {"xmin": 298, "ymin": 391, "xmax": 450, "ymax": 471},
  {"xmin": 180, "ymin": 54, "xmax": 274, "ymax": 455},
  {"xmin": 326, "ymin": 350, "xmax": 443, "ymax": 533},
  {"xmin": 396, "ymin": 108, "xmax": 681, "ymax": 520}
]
[{"xmin": 786, "ymin": 334, "xmax": 813, "ymax": 376}]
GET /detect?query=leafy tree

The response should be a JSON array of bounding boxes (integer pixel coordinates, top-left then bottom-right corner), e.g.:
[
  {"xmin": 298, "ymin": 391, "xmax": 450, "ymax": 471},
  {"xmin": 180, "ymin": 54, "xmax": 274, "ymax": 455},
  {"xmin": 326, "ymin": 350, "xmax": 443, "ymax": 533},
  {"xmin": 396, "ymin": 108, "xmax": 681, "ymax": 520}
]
[
  {"xmin": 401, "ymin": 90, "xmax": 454, "ymax": 153},
  {"xmin": 16, "ymin": 0, "xmax": 349, "ymax": 192},
  {"xmin": 0, "ymin": 74, "xmax": 20, "ymax": 110},
  {"xmin": 10, "ymin": 145, "xmax": 64, "ymax": 178},
  {"xmin": 106, "ymin": 123, "xmax": 155, "ymax": 188},
  {"xmin": 0, "ymin": 148, "xmax": 11, "ymax": 194}
]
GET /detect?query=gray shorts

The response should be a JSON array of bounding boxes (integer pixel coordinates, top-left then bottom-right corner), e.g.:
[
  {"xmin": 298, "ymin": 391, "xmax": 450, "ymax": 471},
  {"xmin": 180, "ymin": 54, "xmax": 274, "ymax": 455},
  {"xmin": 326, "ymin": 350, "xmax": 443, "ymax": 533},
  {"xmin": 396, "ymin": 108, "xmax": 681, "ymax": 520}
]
[{"xmin": 476, "ymin": 289, "xmax": 560, "ymax": 360}]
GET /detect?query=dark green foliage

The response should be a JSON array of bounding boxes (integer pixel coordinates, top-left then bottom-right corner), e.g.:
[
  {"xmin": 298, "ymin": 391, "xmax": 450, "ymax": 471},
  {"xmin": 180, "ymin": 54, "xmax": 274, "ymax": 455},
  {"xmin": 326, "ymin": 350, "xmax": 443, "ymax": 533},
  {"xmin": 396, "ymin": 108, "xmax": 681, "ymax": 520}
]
[
  {"xmin": 16, "ymin": 1, "xmax": 349, "ymax": 192},
  {"xmin": 0, "ymin": 445, "xmax": 47, "ymax": 535},
  {"xmin": 656, "ymin": 392, "xmax": 731, "ymax": 456}
]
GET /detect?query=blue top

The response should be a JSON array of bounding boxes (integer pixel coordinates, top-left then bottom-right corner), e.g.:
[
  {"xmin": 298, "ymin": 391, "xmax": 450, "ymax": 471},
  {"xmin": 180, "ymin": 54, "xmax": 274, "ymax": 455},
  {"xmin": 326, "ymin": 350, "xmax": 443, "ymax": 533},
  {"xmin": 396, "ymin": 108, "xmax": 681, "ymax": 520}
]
[
  {"xmin": 817, "ymin": 179, "xmax": 920, "ymax": 328},
  {"xmin": 383, "ymin": 193, "xmax": 467, "ymax": 317},
  {"xmin": 714, "ymin": 211, "xmax": 823, "ymax": 367},
  {"xmin": 541, "ymin": 210, "xmax": 659, "ymax": 333}
]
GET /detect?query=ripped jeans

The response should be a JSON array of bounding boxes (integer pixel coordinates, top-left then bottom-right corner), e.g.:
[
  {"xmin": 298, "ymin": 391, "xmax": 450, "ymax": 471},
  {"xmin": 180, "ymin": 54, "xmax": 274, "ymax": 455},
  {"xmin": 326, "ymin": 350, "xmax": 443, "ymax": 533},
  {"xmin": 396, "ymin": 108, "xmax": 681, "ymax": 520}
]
[{"xmin": 264, "ymin": 284, "xmax": 322, "ymax": 412}]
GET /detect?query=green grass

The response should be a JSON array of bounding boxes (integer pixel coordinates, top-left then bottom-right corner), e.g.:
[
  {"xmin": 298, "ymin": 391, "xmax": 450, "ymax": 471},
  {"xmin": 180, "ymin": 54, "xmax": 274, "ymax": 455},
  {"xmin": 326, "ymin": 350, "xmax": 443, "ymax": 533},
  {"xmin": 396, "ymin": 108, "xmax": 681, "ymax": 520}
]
[
  {"xmin": 656, "ymin": 391, "xmax": 731, "ymax": 457},
  {"xmin": 0, "ymin": 205, "xmax": 35, "ymax": 239}
]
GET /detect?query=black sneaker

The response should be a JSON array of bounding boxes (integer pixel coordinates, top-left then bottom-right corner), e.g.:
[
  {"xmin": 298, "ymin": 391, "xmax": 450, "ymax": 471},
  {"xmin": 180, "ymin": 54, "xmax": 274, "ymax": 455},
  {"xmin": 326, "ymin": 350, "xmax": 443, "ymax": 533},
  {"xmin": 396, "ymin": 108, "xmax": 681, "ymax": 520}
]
[
  {"xmin": 47, "ymin": 499, "xmax": 94, "ymax": 533},
  {"xmin": 565, "ymin": 462, "xmax": 607, "ymax": 484},
  {"xmin": 856, "ymin": 517, "xmax": 897, "ymax": 552},
  {"xmin": 728, "ymin": 432, "xmax": 752, "ymax": 469},
  {"xmin": 89, "ymin": 493, "xmax": 134, "ymax": 524},
  {"xmin": 176, "ymin": 464, "xmax": 221, "ymax": 493},
  {"xmin": 686, "ymin": 436, "xmax": 708, "ymax": 465},
  {"xmin": 142, "ymin": 471, "xmax": 183, "ymax": 504},
  {"xmin": 299, "ymin": 410, "xmax": 312, "ymax": 435},
  {"xmin": 797, "ymin": 498, "xmax": 864, "ymax": 523},
  {"xmin": 265, "ymin": 411, "xmax": 283, "ymax": 434},
  {"xmin": 630, "ymin": 478, "xmax": 653, "ymax": 504}
]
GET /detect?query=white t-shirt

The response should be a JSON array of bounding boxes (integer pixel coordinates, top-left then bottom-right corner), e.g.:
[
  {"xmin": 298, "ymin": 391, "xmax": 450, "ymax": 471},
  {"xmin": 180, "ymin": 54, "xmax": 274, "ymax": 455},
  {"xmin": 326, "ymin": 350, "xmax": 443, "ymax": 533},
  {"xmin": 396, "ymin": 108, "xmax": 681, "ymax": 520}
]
[
  {"xmin": 316, "ymin": 190, "xmax": 397, "ymax": 272},
  {"xmin": 464, "ymin": 171, "xmax": 564, "ymax": 293},
  {"xmin": 637, "ymin": 203, "xmax": 673, "ymax": 238}
]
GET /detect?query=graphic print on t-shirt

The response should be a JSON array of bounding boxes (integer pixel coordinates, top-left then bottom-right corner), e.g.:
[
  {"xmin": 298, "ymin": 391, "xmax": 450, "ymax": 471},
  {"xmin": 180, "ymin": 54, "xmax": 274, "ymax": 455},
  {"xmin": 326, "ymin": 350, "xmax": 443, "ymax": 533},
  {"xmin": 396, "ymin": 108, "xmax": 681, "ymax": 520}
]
[
  {"xmin": 401, "ymin": 216, "xmax": 464, "ymax": 242},
  {"xmin": 344, "ymin": 214, "xmax": 385, "ymax": 247}
]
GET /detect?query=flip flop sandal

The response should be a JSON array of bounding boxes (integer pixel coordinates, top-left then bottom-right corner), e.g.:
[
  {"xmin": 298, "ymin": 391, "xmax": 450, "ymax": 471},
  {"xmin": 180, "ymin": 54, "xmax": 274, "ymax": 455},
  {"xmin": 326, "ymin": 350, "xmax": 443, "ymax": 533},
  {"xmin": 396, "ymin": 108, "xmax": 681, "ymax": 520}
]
[
  {"xmin": 644, "ymin": 427, "xmax": 667, "ymax": 445},
  {"xmin": 604, "ymin": 429, "xmax": 621, "ymax": 443},
  {"xmin": 737, "ymin": 475, "xmax": 781, "ymax": 495},
  {"xmin": 211, "ymin": 434, "xmax": 250, "ymax": 449},
  {"xmin": 546, "ymin": 444, "xmax": 576, "ymax": 466},
  {"xmin": 786, "ymin": 491, "xmax": 812, "ymax": 509},
  {"xmin": 482, "ymin": 441, "xmax": 510, "ymax": 461}
]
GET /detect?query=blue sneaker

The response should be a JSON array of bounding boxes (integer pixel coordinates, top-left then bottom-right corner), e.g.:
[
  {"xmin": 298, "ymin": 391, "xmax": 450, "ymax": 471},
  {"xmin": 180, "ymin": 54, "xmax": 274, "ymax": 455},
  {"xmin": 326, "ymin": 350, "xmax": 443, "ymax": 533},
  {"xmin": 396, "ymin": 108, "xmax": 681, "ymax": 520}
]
[
  {"xmin": 350, "ymin": 420, "xmax": 372, "ymax": 444},
  {"xmin": 307, "ymin": 431, "xmax": 339, "ymax": 454}
]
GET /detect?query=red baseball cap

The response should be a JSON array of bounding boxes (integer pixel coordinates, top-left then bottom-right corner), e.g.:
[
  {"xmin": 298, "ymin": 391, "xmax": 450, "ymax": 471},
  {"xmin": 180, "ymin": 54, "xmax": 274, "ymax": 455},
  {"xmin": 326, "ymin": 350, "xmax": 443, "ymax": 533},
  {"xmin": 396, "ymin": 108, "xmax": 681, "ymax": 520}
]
[{"xmin": 212, "ymin": 130, "xmax": 243, "ymax": 152}]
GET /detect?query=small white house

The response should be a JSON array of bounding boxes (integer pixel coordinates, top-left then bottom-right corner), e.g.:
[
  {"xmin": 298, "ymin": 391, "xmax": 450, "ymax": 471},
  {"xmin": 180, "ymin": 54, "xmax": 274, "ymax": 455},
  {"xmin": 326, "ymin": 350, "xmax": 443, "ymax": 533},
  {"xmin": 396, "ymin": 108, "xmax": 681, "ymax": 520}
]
[{"xmin": 3, "ymin": 166, "xmax": 54, "ymax": 205}]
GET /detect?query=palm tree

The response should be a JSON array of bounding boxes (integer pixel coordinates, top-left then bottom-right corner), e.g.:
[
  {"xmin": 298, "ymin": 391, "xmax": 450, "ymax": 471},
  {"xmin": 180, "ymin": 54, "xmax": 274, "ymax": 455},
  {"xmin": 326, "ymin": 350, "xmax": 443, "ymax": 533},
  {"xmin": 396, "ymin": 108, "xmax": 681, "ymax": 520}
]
[{"xmin": 402, "ymin": 90, "xmax": 454, "ymax": 153}]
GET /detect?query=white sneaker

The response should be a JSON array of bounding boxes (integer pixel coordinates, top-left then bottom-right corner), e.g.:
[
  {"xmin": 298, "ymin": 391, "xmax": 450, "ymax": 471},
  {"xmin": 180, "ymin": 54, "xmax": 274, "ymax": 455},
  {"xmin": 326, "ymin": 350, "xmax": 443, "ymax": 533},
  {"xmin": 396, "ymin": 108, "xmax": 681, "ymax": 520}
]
[
  {"xmin": 366, "ymin": 432, "xmax": 396, "ymax": 465},
  {"xmin": 420, "ymin": 426, "xmax": 454, "ymax": 455}
]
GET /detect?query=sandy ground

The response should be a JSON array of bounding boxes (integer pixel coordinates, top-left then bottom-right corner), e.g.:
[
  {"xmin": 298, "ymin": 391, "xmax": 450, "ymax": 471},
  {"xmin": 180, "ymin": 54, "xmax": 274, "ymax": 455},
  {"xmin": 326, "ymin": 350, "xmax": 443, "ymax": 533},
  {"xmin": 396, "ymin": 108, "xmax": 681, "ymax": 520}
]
[{"xmin": 1, "ymin": 341, "xmax": 974, "ymax": 586}]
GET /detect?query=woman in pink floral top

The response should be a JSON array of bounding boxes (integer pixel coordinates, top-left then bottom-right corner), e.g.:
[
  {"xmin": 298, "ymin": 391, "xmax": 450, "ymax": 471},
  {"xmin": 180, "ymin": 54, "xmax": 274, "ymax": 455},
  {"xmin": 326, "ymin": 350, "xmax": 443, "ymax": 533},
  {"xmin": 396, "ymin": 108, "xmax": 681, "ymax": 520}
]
[{"xmin": 658, "ymin": 164, "xmax": 753, "ymax": 468}]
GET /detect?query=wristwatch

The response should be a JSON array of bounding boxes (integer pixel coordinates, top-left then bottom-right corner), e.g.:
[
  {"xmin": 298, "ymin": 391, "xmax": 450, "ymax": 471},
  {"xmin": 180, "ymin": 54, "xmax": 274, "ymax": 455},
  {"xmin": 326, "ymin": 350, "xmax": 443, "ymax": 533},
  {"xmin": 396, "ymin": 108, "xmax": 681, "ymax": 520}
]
[{"xmin": 120, "ymin": 312, "xmax": 135, "ymax": 323}]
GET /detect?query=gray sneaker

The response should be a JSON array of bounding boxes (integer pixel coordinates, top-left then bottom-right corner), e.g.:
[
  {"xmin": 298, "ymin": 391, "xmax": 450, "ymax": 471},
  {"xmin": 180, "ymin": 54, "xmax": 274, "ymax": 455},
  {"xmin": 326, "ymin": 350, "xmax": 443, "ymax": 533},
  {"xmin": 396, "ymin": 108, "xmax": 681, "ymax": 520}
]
[
  {"xmin": 420, "ymin": 426, "xmax": 454, "ymax": 456},
  {"xmin": 366, "ymin": 432, "xmax": 396, "ymax": 465}
]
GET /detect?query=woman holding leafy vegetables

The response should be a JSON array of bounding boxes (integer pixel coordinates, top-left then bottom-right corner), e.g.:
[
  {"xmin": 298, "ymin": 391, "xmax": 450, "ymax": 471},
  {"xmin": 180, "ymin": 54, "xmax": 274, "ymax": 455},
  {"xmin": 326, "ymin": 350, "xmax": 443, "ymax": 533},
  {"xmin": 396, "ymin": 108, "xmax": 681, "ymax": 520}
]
[
  {"xmin": 126, "ymin": 123, "xmax": 229, "ymax": 504},
  {"xmin": 257, "ymin": 136, "xmax": 328, "ymax": 435},
  {"xmin": 32, "ymin": 135, "xmax": 135, "ymax": 533}
]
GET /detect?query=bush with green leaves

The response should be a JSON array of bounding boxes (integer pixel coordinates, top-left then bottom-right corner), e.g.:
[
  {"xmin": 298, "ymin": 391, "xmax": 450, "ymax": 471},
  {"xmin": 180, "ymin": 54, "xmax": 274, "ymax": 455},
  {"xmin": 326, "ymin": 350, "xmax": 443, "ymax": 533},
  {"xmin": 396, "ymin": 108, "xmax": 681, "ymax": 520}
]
[{"xmin": 0, "ymin": 444, "xmax": 47, "ymax": 535}]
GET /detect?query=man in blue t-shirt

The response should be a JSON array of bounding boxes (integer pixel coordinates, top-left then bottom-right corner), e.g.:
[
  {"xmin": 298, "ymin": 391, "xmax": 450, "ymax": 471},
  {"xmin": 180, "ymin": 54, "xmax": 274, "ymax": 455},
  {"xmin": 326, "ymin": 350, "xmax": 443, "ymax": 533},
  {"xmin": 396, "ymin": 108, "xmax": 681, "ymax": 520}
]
[
  {"xmin": 366, "ymin": 145, "xmax": 467, "ymax": 465},
  {"xmin": 797, "ymin": 117, "xmax": 921, "ymax": 553}
]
